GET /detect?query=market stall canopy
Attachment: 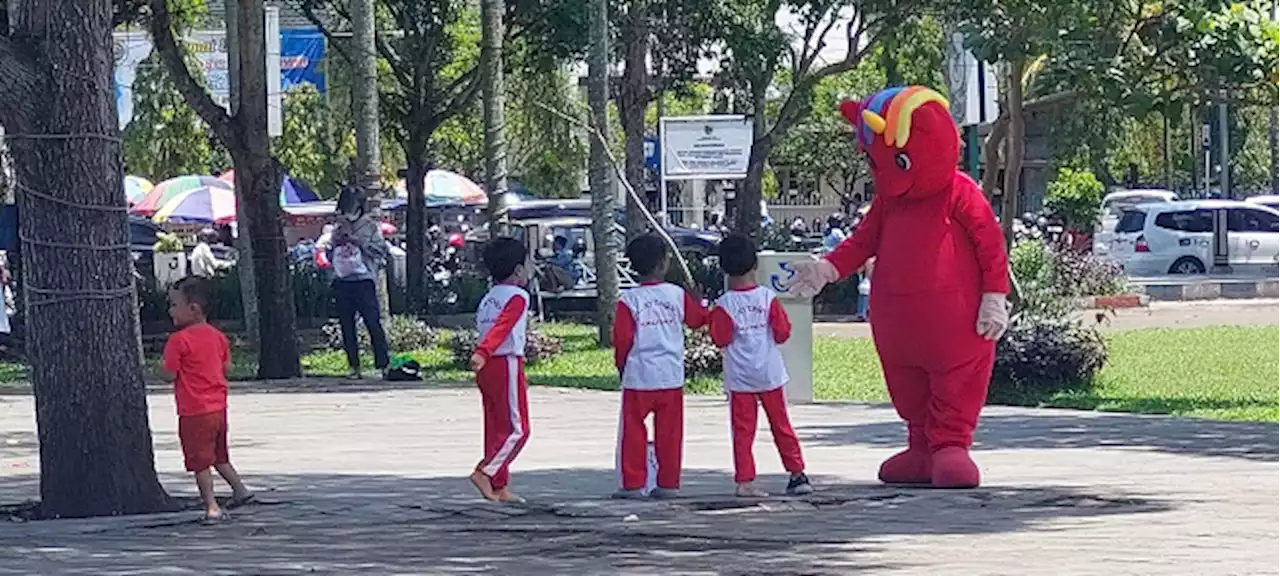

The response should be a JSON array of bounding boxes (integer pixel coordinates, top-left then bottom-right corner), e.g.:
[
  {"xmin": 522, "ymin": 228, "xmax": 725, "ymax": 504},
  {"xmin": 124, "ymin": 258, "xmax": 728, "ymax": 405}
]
[
  {"xmin": 218, "ymin": 170, "xmax": 321, "ymax": 205},
  {"xmin": 132, "ymin": 175, "xmax": 231, "ymax": 216},
  {"xmin": 393, "ymin": 170, "xmax": 487, "ymax": 206},
  {"xmin": 152, "ymin": 185, "xmax": 237, "ymax": 224},
  {"xmin": 124, "ymin": 175, "xmax": 153, "ymax": 205}
]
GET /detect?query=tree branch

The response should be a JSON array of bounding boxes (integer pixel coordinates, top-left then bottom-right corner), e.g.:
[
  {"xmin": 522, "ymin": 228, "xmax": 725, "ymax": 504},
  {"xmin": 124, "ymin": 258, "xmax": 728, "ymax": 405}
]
[
  {"xmin": 298, "ymin": 0, "xmax": 354, "ymax": 65},
  {"xmin": 147, "ymin": 0, "xmax": 236, "ymax": 146},
  {"xmin": 430, "ymin": 66, "xmax": 482, "ymax": 128},
  {"xmin": 0, "ymin": 35, "xmax": 41, "ymax": 133}
]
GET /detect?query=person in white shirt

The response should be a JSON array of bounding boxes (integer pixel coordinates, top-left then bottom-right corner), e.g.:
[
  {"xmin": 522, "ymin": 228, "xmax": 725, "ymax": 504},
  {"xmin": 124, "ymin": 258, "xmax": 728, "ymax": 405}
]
[
  {"xmin": 708, "ymin": 234, "xmax": 812, "ymax": 498},
  {"xmin": 611, "ymin": 234, "xmax": 707, "ymax": 499},
  {"xmin": 190, "ymin": 228, "xmax": 226, "ymax": 278}
]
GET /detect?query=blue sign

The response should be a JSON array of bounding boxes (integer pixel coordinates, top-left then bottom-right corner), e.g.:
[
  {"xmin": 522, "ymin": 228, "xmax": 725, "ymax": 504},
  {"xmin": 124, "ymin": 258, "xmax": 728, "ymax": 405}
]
[
  {"xmin": 281, "ymin": 28, "xmax": 326, "ymax": 93},
  {"xmin": 644, "ymin": 137, "xmax": 660, "ymax": 172}
]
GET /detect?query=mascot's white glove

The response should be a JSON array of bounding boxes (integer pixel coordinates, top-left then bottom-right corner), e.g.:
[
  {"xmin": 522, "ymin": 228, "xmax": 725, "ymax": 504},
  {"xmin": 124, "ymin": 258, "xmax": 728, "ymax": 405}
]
[
  {"xmin": 976, "ymin": 293, "xmax": 1009, "ymax": 341},
  {"xmin": 790, "ymin": 259, "xmax": 840, "ymax": 298}
]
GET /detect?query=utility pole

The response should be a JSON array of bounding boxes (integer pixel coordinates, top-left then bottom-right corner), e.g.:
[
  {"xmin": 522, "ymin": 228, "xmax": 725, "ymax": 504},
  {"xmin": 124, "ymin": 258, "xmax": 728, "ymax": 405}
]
[
  {"xmin": 1218, "ymin": 99, "xmax": 1230, "ymax": 199},
  {"xmin": 226, "ymin": 0, "xmax": 259, "ymax": 348},
  {"xmin": 350, "ymin": 0, "xmax": 388, "ymax": 317}
]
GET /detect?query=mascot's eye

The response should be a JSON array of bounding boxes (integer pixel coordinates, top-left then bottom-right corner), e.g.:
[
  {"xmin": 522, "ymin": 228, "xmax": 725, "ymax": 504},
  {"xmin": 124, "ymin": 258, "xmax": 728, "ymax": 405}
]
[{"xmin": 895, "ymin": 153, "xmax": 911, "ymax": 171}]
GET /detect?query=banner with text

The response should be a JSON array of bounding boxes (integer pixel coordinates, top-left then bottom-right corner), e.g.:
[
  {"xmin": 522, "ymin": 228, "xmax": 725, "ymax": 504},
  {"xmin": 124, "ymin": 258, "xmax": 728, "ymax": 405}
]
[{"xmin": 659, "ymin": 116, "xmax": 753, "ymax": 181}]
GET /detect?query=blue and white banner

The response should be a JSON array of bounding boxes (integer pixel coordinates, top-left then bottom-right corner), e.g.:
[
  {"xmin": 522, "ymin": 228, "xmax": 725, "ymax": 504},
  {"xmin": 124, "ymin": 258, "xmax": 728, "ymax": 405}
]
[{"xmin": 113, "ymin": 26, "xmax": 327, "ymax": 130}]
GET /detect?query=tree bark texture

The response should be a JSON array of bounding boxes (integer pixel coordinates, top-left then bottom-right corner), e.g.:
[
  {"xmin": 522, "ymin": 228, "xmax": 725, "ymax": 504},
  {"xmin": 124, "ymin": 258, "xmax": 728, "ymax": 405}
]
[
  {"xmin": 588, "ymin": 0, "xmax": 618, "ymax": 346},
  {"xmin": 350, "ymin": 0, "xmax": 388, "ymax": 318},
  {"xmin": 1270, "ymin": 102, "xmax": 1278, "ymax": 195},
  {"xmin": 150, "ymin": 0, "xmax": 301, "ymax": 377},
  {"xmin": 224, "ymin": 0, "xmax": 260, "ymax": 349},
  {"xmin": 618, "ymin": 1, "xmax": 651, "ymax": 239},
  {"xmin": 1000, "ymin": 58, "xmax": 1026, "ymax": 250},
  {"xmin": 733, "ymin": 79, "xmax": 771, "ymax": 244},
  {"xmin": 1, "ymin": 0, "xmax": 172, "ymax": 518},
  {"xmin": 234, "ymin": 0, "xmax": 300, "ymax": 378},
  {"xmin": 481, "ymin": 0, "xmax": 509, "ymax": 225},
  {"xmin": 404, "ymin": 141, "xmax": 429, "ymax": 314}
]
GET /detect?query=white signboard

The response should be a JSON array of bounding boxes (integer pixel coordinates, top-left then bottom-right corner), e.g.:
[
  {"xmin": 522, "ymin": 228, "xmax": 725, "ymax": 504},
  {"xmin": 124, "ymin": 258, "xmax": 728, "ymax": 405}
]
[
  {"xmin": 659, "ymin": 116, "xmax": 753, "ymax": 181},
  {"xmin": 113, "ymin": 7, "xmax": 282, "ymax": 136}
]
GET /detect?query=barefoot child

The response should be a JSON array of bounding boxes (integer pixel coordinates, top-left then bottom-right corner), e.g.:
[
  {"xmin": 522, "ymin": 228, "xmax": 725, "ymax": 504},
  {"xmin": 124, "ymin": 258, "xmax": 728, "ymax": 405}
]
[
  {"xmin": 469, "ymin": 237, "xmax": 531, "ymax": 503},
  {"xmin": 708, "ymin": 234, "xmax": 812, "ymax": 498},
  {"xmin": 612, "ymin": 234, "xmax": 707, "ymax": 499},
  {"xmin": 161, "ymin": 277, "xmax": 253, "ymax": 523}
]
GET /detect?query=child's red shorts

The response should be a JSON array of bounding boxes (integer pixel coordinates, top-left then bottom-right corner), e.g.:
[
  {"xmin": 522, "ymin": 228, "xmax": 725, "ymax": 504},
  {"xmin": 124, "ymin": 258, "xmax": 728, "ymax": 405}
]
[{"xmin": 178, "ymin": 410, "xmax": 229, "ymax": 472}]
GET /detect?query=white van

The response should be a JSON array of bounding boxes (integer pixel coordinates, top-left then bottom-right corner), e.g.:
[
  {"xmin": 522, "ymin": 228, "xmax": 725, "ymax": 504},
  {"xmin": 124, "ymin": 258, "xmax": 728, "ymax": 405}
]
[
  {"xmin": 1093, "ymin": 190, "xmax": 1179, "ymax": 258},
  {"xmin": 1245, "ymin": 195, "xmax": 1280, "ymax": 212},
  {"xmin": 1109, "ymin": 200, "xmax": 1280, "ymax": 276}
]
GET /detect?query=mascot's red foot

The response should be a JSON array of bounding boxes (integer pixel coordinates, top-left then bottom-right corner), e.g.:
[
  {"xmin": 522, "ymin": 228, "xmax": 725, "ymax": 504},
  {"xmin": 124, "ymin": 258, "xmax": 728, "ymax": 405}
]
[
  {"xmin": 930, "ymin": 446, "xmax": 980, "ymax": 489},
  {"xmin": 878, "ymin": 448, "xmax": 932, "ymax": 484}
]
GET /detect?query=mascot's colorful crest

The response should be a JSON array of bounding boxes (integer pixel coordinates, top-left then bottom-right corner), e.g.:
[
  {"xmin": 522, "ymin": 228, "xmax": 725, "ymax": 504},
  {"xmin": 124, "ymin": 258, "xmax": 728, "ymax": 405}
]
[{"xmin": 840, "ymin": 86, "xmax": 950, "ymax": 149}]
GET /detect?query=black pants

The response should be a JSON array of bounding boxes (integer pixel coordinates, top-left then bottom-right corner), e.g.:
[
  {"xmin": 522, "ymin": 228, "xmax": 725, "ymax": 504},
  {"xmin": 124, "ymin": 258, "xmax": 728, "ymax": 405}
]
[{"xmin": 334, "ymin": 279, "xmax": 389, "ymax": 370}]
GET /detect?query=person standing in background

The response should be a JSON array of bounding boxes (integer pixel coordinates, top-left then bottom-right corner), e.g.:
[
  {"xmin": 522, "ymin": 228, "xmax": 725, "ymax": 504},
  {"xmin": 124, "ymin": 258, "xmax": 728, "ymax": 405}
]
[{"xmin": 322, "ymin": 186, "xmax": 390, "ymax": 380}]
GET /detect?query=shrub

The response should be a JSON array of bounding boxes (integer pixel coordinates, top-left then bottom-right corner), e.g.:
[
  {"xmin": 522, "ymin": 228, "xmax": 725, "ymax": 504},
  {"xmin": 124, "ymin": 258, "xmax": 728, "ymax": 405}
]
[
  {"xmin": 324, "ymin": 315, "xmax": 437, "ymax": 352},
  {"xmin": 1044, "ymin": 168, "xmax": 1104, "ymax": 232},
  {"xmin": 1010, "ymin": 238, "xmax": 1127, "ymax": 301},
  {"xmin": 447, "ymin": 325, "xmax": 564, "ymax": 367},
  {"xmin": 684, "ymin": 328, "xmax": 722, "ymax": 376},
  {"xmin": 1010, "ymin": 238, "xmax": 1052, "ymax": 288},
  {"xmin": 990, "ymin": 312, "xmax": 1108, "ymax": 405}
]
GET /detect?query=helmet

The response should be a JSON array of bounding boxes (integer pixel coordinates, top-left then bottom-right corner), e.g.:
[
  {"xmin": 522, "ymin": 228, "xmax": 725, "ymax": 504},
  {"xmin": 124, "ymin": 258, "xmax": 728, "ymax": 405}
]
[{"xmin": 447, "ymin": 233, "xmax": 465, "ymax": 249}]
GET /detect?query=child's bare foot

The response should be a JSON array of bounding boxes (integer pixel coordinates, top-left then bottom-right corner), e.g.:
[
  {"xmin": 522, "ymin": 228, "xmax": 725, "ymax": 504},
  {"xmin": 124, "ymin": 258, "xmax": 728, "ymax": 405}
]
[
  {"xmin": 495, "ymin": 487, "xmax": 526, "ymax": 504},
  {"xmin": 736, "ymin": 482, "xmax": 769, "ymax": 498},
  {"xmin": 469, "ymin": 470, "xmax": 498, "ymax": 501}
]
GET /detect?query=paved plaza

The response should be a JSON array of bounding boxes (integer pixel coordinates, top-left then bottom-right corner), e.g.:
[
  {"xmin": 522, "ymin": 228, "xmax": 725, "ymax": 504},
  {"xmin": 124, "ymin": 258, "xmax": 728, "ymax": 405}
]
[{"xmin": 0, "ymin": 386, "xmax": 1276, "ymax": 575}]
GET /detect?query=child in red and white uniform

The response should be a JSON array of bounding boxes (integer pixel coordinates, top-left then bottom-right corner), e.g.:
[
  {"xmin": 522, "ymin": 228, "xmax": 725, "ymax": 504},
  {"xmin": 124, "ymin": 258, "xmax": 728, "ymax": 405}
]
[
  {"xmin": 709, "ymin": 234, "xmax": 813, "ymax": 498},
  {"xmin": 612, "ymin": 234, "xmax": 707, "ymax": 499},
  {"xmin": 468, "ymin": 237, "xmax": 531, "ymax": 504}
]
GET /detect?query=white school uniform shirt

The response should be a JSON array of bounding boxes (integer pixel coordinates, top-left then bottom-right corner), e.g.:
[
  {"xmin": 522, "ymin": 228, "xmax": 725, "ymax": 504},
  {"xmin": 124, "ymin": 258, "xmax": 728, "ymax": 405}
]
[
  {"xmin": 618, "ymin": 283, "xmax": 689, "ymax": 391},
  {"xmin": 715, "ymin": 286, "xmax": 789, "ymax": 393},
  {"xmin": 476, "ymin": 284, "xmax": 529, "ymax": 357}
]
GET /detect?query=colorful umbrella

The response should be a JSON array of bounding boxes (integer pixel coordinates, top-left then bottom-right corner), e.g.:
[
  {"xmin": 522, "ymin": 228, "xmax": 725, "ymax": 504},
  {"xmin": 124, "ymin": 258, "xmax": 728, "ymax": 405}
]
[
  {"xmin": 124, "ymin": 176, "xmax": 153, "ymax": 205},
  {"xmin": 151, "ymin": 186, "xmax": 238, "ymax": 224},
  {"xmin": 132, "ymin": 175, "xmax": 231, "ymax": 216},
  {"xmin": 218, "ymin": 170, "xmax": 321, "ymax": 205},
  {"xmin": 394, "ymin": 170, "xmax": 488, "ymax": 206}
]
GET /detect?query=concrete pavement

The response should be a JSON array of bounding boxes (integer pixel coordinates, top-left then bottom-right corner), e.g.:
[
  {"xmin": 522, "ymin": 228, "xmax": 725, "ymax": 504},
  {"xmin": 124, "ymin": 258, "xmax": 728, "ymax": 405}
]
[{"xmin": 0, "ymin": 387, "xmax": 1276, "ymax": 575}]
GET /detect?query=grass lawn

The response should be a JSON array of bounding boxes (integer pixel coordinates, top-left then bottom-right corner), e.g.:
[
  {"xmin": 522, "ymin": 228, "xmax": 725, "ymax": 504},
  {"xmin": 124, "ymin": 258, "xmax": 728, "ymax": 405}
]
[{"xmin": 0, "ymin": 324, "xmax": 1274, "ymax": 422}]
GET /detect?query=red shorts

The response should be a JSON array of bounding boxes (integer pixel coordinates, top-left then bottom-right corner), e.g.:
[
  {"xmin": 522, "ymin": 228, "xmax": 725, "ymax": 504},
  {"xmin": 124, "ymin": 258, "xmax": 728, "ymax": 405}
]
[{"xmin": 178, "ymin": 410, "xmax": 229, "ymax": 472}]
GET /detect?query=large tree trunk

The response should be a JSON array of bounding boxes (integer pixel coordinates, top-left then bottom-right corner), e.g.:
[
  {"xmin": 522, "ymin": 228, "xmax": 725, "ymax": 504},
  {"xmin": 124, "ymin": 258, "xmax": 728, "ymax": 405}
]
[
  {"xmin": 350, "ymin": 0, "xmax": 387, "ymax": 318},
  {"xmin": 618, "ymin": 2, "xmax": 650, "ymax": 239},
  {"xmin": 481, "ymin": 0, "xmax": 509, "ymax": 225},
  {"xmin": 1, "ymin": 0, "xmax": 173, "ymax": 518},
  {"xmin": 224, "ymin": 0, "xmax": 260, "ymax": 349},
  {"xmin": 1000, "ymin": 58, "xmax": 1026, "ymax": 250},
  {"xmin": 734, "ymin": 79, "xmax": 771, "ymax": 244},
  {"xmin": 1270, "ymin": 102, "xmax": 1278, "ymax": 195},
  {"xmin": 404, "ymin": 142, "xmax": 428, "ymax": 314},
  {"xmin": 235, "ymin": 0, "xmax": 299, "ymax": 378},
  {"xmin": 588, "ymin": 0, "xmax": 618, "ymax": 346}
]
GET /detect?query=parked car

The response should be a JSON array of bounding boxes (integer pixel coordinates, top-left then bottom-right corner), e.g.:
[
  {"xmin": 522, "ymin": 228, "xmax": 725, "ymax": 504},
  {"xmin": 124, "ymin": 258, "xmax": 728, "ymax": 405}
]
[
  {"xmin": 1245, "ymin": 195, "xmax": 1280, "ymax": 212},
  {"xmin": 1107, "ymin": 200, "xmax": 1279, "ymax": 276},
  {"xmin": 1093, "ymin": 189, "xmax": 1179, "ymax": 257}
]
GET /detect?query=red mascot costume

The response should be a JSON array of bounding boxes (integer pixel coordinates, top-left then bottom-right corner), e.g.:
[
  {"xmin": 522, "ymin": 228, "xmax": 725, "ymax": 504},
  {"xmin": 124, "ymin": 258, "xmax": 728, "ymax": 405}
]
[{"xmin": 792, "ymin": 86, "xmax": 1010, "ymax": 488}]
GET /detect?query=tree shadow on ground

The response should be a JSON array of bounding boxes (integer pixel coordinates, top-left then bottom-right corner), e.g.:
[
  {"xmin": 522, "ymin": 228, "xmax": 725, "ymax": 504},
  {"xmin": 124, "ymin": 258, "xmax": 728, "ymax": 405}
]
[
  {"xmin": 797, "ymin": 409, "xmax": 1278, "ymax": 462},
  {"xmin": 0, "ymin": 468, "xmax": 1169, "ymax": 575}
]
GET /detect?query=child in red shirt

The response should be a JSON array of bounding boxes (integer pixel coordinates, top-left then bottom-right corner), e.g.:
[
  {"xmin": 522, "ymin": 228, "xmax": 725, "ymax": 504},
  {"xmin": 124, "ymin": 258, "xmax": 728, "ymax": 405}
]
[
  {"xmin": 709, "ymin": 234, "xmax": 812, "ymax": 498},
  {"xmin": 162, "ymin": 277, "xmax": 252, "ymax": 523},
  {"xmin": 468, "ymin": 237, "xmax": 532, "ymax": 504}
]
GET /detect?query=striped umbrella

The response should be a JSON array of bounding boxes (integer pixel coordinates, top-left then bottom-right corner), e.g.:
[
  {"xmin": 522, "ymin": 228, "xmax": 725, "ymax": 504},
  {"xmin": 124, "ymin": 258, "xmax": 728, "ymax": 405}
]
[
  {"xmin": 394, "ymin": 170, "xmax": 488, "ymax": 206},
  {"xmin": 124, "ymin": 176, "xmax": 153, "ymax": 205},
  {"xmin": 151, "ymin": 185, "xmax": 238, "ymax": 224},
  {"xmin": 131, "ymin": 175, "xmax": 232, "ymax": 216}
]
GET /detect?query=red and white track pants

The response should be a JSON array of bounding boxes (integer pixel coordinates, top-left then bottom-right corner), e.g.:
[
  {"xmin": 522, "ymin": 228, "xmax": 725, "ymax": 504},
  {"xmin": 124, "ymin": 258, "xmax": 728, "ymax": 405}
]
[
  {"xmin": 475, "ymin": 355, "xmax": 529, "ymax": 490},
  {"xmin": 730, "ymin": 388, "xmax": 805, "ymax": 483},
  {"xmin": 617, "ymin": 388, "xmax": 683, "ymax": 491}
]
